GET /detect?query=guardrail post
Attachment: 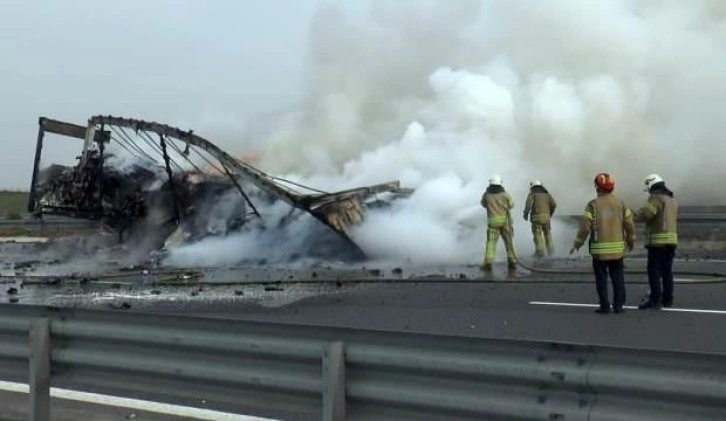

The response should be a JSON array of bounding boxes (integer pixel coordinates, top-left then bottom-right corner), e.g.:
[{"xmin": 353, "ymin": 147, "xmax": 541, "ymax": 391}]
[
  {"xmin": 323, "ymin": 341, "xmax": 345, "ymax": 421},
  {"xmin": 29, "ymin": 318, "xmax": 50, "ymax": 421}
]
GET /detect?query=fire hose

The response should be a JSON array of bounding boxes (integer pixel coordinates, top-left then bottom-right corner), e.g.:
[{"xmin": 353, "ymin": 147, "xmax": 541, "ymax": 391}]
[{"xmin": 507, "ymin": 210, "xmax": 725, "ymax": 280}]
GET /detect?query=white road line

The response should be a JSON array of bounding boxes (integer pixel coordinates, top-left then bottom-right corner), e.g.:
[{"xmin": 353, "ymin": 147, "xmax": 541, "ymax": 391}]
[
  {"xmin": 673, "ymin": 278, "xmax": 726, "ymax": 283},
  {"xmin": 0, "ymin": 237, "xmax": 49, "ymax": 243},
  {"xmin": 529, "ymin": 301, "xmax": 726, "ymax": 315},
  {"xmin": 628, "ymin": 257, "xmax": 726, "ymax": 262},
  {"xmin": 0, "ymin": 380, "xmax": 278, "ymax": 421}
]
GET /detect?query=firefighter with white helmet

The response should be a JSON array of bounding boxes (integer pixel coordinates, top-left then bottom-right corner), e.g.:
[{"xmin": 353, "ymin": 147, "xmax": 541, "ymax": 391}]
[
  {"xmin": 570, "ymin": 173, "xmax": 636, "ymax": 314},
  {"xmin": 523, "ymin": 179, "xmax": 557, "ymax": 258},
  {"xmin": 635, "ymin": 173, "xmax": 678, "ymax": 310},
  {"xmin": 479, "ymin": 175, "xmax": 516, "ymax": 271}
]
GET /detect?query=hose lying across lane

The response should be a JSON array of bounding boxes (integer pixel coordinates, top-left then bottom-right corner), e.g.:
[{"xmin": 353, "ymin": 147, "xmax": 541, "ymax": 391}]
[
  {"xmin": 497, "ymin": 209, "xmax": 726, "ymax": 283},
  {"xmin": 2, "ymin": 216, "xmax": 725, "ymax": 285},
  {"xmin": 2, "ymin": 255, "xmax": 724, "ymax": 287},
  {"xmin": 512, "ymin": 254, "xmax": 726, "ymax": 283}
]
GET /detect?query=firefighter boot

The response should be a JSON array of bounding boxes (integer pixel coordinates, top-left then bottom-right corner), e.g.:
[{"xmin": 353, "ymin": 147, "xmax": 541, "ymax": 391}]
[
  {"xmin": 638, "ymin": 300, "xmax": 662, "ymax": 310},
  {"xmin": 479, "ymin": 263, "xmax": 493, "ymax": 271}
]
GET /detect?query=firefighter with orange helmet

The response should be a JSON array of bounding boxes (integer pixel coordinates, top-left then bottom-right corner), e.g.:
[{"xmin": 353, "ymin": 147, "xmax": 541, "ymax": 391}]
[
  {"xmin": 570, "ymin": 173, "xmax": 636, "ymax": 314},
  {"xmin": 480, "ymin": 175, "xmax": 517, "ymax": 271}
]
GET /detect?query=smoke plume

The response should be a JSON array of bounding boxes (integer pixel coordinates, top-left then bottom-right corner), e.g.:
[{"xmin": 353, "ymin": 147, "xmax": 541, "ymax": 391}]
[{"xmin": 171, "ymin": 0, "xmax": 726, "ymax": 266}]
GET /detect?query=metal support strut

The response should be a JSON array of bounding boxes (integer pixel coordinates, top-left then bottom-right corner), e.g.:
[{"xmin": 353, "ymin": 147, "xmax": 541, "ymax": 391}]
[
  {"xmin": 28, "ymin": 119, "xmax": 46, "ymax": 214},
  {"xmin": 220, "ymin": 162, "xmax": 261, "ymax": 218},
  {"xmin": 159, "ymin": 134, "xmax": 180, "ymax": 226},
  {"xmin": 98, "ymin": 123, "xmax": 106, "ymax": 214}
]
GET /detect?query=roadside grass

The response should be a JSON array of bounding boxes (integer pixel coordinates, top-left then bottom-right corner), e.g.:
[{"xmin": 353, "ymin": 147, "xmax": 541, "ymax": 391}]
[{"xmin": 0, "ymin": 190, "xmax": 29, "ymax": 218}]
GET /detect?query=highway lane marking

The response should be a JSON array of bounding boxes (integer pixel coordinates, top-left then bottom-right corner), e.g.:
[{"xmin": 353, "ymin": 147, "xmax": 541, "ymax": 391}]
[
  {"xmin": 0, "ymin": 237, "xmax": 49, "ymax": 243},
  {"xmin": 673, "ymin": 278, "xmax": 726, "ymax": 283},
  {"xmin": 529, "ymin": 301, "xmax": 726, "ymax": 314},
  {"xmin": 629, "ymin": 258, "xmax": 726, "ymax": 262},
  {"xmin": 0, "ymin": 380, "xmax": 278, "ymax": 421}
]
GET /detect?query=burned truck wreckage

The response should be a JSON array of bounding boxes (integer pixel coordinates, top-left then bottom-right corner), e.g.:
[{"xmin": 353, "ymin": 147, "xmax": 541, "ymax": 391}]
[{"xmin": 27, "ymin": 116, "xmax": 412, "ymax": 262}]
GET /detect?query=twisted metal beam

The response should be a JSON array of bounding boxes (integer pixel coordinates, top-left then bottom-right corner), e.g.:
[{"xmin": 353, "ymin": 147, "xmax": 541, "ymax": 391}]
[{"xmin": 88, "ymin": 116, "xmax": 408, "ymax": 213}]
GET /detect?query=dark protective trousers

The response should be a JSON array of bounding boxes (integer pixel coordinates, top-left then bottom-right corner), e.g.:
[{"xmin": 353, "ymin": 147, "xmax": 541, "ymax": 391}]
[
  {"xmin": 647, "ymin": 246, "xmax": 676, "ymax": 304},
  {"xmin": 592, "ymin": 258, "xmax": 625, "ymax": 309}
]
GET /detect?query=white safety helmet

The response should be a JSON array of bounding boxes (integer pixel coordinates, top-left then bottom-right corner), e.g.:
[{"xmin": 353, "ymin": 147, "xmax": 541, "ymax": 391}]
[
  {"xmin": 489, "ymin": 175, "xmax": 503, "ymax": 186},
  {"xmin": 529, "ymin": 179, "xmax": 542, "ymax": 187},
  {"xmin": 643, "ymin": 173, "xmax": 664, "ymax": 192}
]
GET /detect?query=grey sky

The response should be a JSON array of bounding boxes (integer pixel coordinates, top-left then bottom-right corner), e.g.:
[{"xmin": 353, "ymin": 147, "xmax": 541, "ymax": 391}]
[{"xmin": 0, "ymin": 0, "xmax": 325, "ymax": 190}]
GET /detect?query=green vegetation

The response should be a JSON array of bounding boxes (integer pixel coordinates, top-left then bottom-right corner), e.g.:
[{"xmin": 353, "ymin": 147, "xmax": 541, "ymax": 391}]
[{"xmin": 0, "ymin": 191, "xmax": 29, "ymax": 219}]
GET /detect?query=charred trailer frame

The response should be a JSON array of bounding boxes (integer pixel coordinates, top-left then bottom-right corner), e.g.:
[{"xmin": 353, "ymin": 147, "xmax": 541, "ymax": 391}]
[
  {"xmin": 28, "ymin": 117, "xmax": 111, "ymax": 220},
  {"xmin": 27, "ymin": 115, "xmax": 413, "ymax": 260}
]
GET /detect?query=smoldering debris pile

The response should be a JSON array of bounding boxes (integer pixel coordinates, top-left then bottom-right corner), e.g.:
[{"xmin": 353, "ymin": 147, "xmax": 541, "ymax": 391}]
[
  {"xmin": 27, "ymin": 116, "xmax": 412, "ymax": 266},
  {"xmin": 36, "ymin": 152, "xmax": 247, "ymax": 248}
]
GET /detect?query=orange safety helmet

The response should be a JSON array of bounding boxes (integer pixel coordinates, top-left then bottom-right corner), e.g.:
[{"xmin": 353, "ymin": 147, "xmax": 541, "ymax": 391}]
[{"xmin": 594, "ymin": 172, "xmax": 615, "ymax": 192}]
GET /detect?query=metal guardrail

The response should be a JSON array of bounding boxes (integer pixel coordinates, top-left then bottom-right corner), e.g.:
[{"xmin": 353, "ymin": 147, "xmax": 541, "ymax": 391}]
[
  {"xmin": 0, "ymin": 217, "xmax": 100, "ymax": 239},
  {"xmin": 0, "ymin": 304, "xmax": 725, "ymax": 421},
  {"xmin": 676, "ymin": 214, "xmax": 726, "ymax": 222},
  {"xmin": 0, "ymin": 217, "xmax": 99, "ymax": 227},
  {"xmin": 558, "ymin": 214, "xmax": 726, "ymax": 223}
]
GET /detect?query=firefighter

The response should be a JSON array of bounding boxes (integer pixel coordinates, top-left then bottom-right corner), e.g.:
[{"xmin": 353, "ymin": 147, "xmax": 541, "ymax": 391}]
[
  {"xmin": 569, "ymin": 173, "xmax": 636, "ymax": 314},
  {"xmin": 523, "ymin": 179, "xmax": 557, "ymax": 258},
  {"xmin": 635, "ymin": 173, "xmax": 678, "ymax": 310},
  {"xmin": 480, "ymin": 175, "xmax": 517, "ymax": 271}
]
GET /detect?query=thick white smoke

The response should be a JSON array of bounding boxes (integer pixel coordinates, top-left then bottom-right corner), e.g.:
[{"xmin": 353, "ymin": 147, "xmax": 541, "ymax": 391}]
[{"xmin": 170, "ymin": 0, "xmax": 726, "ymax": 266}]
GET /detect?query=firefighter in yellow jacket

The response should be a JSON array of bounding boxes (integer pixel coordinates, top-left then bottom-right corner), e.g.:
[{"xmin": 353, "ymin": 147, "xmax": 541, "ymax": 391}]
[
  {"xmin": 635, "ymin": 173, "xmax": 678, "ymax": 310},
  {"xmin": 570, "ymin": 173, "xmax": 636, "ymax": 314},
  {"xmin": 523, "ymin": 179, "xmax": 557, "ymax": 258},
  {"xmin": 480, "ymin": 175, "xmax": 517, "ymax": 271}
]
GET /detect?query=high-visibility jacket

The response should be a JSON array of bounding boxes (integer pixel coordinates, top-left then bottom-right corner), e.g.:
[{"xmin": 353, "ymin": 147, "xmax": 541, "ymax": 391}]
[
  {"xmin": 574, "ymin": 192, "xmax": 636, "ymax": 260},
  {"xmin": 635, "ymin": 187, "xmax": 678, "ymax": 247},
  {"xmin": 524, "ymin": 186, "xmax": 557, "ymax": 224},
  {"xmin": 481, "ymin": 187, "xmax": 514, "ymax": 228}
]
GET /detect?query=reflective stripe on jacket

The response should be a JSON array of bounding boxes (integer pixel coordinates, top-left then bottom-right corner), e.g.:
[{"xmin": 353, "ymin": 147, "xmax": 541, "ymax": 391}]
[
  {"xmin": 574, "ymin": 192, "xmax": 636, "ymax": 260},
  {"xmin": 481, "ymin": 191, "xmax": 514, "ymax": 228},
  {"xmin": 635, "ymin": 192, "xmax": 678, "ymax": 246},
  {"xmin": 524, "ymin": 190, "xmax": 557, "ymax": 224}
]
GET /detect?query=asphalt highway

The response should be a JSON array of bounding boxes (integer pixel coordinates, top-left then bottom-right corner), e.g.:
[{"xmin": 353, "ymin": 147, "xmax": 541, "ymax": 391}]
[
  {"xmin": 4, "ymin": 247, "xmax": 726, "ymax": 354},
  {"xmin": 3, "ymin": 253, "xmax": 726, "ymax": 420},
  {"xmin": 158, "ymin": 277, "xmax": 725, "ymax": 354},
  {"xmin": 5, "ymin": 272, "xmax": 724, "ymax": 421}
]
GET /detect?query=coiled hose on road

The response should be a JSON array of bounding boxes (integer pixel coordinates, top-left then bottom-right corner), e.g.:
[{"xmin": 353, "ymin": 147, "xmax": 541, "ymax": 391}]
[
  {"xmin": 508, "ymin": 242, "xmax": 726, "ymax": 283},
  {"xmin": 501, "ymin": 211, "xmax": 726, "ymax": 281},
  {"xmin": 2, "ymin": 234, "xmax": 724, "ymax": 285},
  {"xmin": 513, "ymin": 253, "xmax": 726, "ymax": 279},
  {"xmin": 3, "ymin": 248, "xmax": 724, "ymax": 285}
]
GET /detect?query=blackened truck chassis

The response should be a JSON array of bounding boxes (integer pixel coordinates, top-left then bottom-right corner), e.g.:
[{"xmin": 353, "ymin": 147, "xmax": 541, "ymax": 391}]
[{"xmin": 28, "ymin": 115, "xmax": 412, "ymax": 259}]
